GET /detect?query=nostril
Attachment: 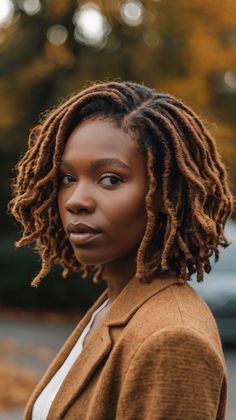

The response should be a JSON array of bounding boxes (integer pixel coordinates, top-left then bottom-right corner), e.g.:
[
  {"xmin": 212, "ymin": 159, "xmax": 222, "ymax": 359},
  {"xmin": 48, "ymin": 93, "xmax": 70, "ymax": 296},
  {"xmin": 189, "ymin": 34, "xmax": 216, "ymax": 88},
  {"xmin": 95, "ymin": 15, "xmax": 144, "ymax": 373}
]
[{"xmin": 65, "ymin": 195, "xmax": 96, "ymax": 214}]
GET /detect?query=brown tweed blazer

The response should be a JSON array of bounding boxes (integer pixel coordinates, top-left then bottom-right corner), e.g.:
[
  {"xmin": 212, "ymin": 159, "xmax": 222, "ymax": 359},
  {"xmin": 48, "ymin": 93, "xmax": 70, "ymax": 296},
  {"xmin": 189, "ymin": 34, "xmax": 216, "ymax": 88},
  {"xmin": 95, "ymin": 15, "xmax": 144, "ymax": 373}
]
[{"xmin": 24, "ymin": 276, "xmax": 227, "ymax": 419}]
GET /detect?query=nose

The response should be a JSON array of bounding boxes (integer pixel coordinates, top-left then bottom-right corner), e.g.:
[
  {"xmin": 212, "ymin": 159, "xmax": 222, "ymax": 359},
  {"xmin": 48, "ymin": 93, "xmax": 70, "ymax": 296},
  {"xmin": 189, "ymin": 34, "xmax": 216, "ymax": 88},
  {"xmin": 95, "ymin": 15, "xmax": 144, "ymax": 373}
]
[{"xmin": 65, "ymin": 183, "xmax": 96, "ymax": 214}]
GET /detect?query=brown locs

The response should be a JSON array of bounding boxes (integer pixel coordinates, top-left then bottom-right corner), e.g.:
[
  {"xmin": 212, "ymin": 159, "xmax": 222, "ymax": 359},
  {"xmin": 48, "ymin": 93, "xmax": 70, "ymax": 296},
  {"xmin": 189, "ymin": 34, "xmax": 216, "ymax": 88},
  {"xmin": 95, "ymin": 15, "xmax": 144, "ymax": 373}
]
[{"xmin": 9, "ymin": 81, "xmax": 233, "ymax": 286}]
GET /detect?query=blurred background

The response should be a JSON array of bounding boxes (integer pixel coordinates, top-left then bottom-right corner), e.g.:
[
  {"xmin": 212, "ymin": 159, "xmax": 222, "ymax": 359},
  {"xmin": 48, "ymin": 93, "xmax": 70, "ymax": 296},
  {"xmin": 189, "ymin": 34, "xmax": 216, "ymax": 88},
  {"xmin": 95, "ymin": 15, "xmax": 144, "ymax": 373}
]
[{"xmin": 0, "ymin": 0, "xmax": 235, "ymax": 418}]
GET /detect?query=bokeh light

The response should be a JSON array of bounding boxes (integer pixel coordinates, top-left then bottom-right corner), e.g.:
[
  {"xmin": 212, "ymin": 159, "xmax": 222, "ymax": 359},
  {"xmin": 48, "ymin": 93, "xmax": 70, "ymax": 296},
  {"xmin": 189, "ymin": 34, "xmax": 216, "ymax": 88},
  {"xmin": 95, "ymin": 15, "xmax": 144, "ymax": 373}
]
[
  {"xmin": 47, "ymin": 25, "xmax": 68, "ymax": 46},
  {"xmin": 22, "ymin": 0, "xmax": 41, "ymax": 16},
  {"xmin": 120, "ymin": 0, "xmax": 144, "ymax": 27},
  {"xmin": 0, "ymin": 0, "xmax": 14, "ymax": 27},
  {"xmin": 73, "ymin": 3, "xmax": 111, "ymax": 46}
]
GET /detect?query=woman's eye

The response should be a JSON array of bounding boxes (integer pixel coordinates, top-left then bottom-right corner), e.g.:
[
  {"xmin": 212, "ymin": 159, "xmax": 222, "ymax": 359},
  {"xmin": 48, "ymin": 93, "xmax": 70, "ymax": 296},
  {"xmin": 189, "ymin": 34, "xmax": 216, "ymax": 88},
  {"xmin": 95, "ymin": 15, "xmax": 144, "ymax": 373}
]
[
  {"xmin": 100, "ymin": 175, "xmax": 122, "ymax": 186},
  {"xmin": 60, "ymin": 173, "xmax": 75, "ymax": 185}
]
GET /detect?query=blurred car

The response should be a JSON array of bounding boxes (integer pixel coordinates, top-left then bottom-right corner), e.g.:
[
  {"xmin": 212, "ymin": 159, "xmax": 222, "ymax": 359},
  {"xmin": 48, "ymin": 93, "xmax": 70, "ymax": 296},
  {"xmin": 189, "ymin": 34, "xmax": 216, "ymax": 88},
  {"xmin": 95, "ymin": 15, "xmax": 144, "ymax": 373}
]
[{"xmin": 191, "ymin": 220, "xmax": 236, "ymax": 345}]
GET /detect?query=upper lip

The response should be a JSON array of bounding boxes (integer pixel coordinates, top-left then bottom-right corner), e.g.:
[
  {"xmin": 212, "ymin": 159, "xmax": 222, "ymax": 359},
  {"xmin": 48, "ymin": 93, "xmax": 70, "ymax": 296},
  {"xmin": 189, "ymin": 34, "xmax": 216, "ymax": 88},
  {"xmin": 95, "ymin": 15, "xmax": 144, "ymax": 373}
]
[{"xmin": 67, "ymin": 222, "xmax": 101, "ymax": 235}]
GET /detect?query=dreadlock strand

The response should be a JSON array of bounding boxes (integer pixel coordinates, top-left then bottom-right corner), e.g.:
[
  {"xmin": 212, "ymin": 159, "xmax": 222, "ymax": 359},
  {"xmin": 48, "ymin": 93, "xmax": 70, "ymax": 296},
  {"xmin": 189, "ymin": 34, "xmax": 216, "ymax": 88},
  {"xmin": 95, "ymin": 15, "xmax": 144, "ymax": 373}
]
[
  {"xmin": 81, "ymin": 266, "xmax": 90, "ymax": 280},
  {"xmin": 160, "ymin": 144, "xmax": 178, "ymax": 271},
  {"xmin": 194, "ymin": 115, "xmax": 233, "ymax": 205},
  {"xmin": 159, "ymin": 102, "xmax": 225, "ymax": 195},
  {"xmin": 134, "ymin": 113, "xmax": 178, "ymax": 273},
  {"xmin": 34, "ymin": 115, "xmax": 65, "ymax": 176},
  {"xmin": 93, "ymin": 265, "xmax": 104, "ymax": 284},
  {"xmin": 136, "ymin": 148, "xmax": 157, "ymax": 280},
  {"xmin": 143, "ymin": 108, "xmax": 208, "ymax": 197},
  {"xmin": 176, "ymin": 232, "xmax": 194, "ymax": 261},
  {"xmin": 162, "ymin": 105, "xmax": 227, "ymax": 217},
  {"xmin": 31, "ymin": 257, "xmax": 52, "ymax": 287}
]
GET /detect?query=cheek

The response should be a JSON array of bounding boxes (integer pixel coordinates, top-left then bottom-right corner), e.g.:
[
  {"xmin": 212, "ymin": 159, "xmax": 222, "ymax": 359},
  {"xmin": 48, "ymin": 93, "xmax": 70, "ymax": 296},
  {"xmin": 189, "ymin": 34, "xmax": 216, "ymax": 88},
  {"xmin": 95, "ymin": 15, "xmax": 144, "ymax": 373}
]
[{"xmin": 106, "ymin": 189, "xmax": 147, "ymax": 239}]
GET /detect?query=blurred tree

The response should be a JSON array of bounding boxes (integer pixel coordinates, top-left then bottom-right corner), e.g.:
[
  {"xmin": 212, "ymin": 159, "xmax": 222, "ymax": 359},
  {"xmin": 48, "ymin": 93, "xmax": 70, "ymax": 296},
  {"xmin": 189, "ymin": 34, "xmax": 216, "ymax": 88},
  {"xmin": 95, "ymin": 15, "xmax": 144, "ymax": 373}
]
[
  {"xmin": 0, "ymin": 0, "xmax": 235, "ymax": 307},
  {"xmin": 0, "ymin": 0, "xmax": 235, "ymax": 171}
]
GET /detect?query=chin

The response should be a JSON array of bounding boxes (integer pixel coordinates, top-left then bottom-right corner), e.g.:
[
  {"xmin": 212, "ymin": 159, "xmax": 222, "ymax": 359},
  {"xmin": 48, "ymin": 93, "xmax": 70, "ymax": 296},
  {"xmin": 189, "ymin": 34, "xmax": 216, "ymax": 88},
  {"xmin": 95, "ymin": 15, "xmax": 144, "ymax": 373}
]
[
  {"xmin": 73, "ymin": 250, "xmax": 120, "ymax": 267},
  {"xmin": 74, "ymin": 252, "xmax": 108, "ymax": 266}
]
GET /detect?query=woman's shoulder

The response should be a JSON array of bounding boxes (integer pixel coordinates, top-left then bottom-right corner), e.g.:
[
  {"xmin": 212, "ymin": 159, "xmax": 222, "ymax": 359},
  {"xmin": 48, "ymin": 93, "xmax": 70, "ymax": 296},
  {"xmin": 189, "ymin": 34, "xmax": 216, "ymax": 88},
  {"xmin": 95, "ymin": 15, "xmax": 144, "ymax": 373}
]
[{"xmin": 125, "ymin": 281, "xmax": 224, "ymax": 360}]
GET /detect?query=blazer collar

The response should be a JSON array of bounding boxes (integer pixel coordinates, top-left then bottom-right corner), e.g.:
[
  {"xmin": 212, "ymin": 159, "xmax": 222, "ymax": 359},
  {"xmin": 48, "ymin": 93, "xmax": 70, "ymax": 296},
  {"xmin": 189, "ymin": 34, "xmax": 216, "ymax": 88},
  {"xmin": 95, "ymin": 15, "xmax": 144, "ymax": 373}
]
[
  {"xmin": 105, "ymin": 274, "xmax": 184, "ymax": 327},
  {"xmin": 24, "ymin": 275, "xmax": 183, "ymax": 419}
]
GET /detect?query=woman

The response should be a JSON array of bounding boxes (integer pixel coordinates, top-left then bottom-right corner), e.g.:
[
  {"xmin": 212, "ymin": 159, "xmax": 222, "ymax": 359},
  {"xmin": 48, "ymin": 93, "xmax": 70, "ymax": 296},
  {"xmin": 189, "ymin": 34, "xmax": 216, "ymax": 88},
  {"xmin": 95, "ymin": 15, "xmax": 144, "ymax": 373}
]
[{"xmin": 9, "ymin": 81, "xmax": 233, "ymax": 419}]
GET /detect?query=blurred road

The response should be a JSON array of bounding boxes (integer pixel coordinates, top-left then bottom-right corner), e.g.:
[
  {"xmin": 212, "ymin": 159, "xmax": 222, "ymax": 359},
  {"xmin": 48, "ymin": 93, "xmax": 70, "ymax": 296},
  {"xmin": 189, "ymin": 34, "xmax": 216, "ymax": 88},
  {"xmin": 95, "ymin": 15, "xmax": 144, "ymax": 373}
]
[
  {"xmin": 0, "ymin": 316, "xmax": 235, "ymax": 420},
  {"xmin": 224, "ymin": 350, "xmax": 236, "ymax": 419}
]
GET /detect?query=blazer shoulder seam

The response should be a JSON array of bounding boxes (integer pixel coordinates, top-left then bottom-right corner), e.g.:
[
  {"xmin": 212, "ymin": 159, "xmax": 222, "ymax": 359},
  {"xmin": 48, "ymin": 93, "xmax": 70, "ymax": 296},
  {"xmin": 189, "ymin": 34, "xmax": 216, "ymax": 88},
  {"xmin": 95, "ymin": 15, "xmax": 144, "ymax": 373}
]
[{"xmin": 169, "ymin": 285, "xmax": 185, "ymax": 325}]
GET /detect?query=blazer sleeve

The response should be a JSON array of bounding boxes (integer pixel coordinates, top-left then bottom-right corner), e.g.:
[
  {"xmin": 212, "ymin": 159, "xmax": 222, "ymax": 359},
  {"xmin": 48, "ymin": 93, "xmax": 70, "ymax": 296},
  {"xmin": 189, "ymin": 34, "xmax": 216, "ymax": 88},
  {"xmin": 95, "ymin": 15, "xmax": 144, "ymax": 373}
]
[{"xmin": 116, "ymin": 326, "xmax": 227, "ymax": 420}]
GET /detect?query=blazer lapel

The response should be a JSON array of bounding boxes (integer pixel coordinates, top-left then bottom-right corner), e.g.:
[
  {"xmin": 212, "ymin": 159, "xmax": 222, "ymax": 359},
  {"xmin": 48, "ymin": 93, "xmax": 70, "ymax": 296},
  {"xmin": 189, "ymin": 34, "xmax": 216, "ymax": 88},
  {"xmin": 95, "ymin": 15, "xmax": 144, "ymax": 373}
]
[
  {"xmin": 23, "ymin": 289, "xmax": 108, "ymax": 420},
  {"xmin": 48, "ymin": 324, "xmax": 112, "ymax": 419}
]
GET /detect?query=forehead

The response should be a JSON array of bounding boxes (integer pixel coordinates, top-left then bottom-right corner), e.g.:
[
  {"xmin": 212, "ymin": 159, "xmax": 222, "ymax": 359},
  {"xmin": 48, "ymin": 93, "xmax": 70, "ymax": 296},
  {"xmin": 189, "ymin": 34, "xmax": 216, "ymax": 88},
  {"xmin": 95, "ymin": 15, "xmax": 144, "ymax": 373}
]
[{"xmin": 62, "ymin": 118, "xmax": 143, "ymax": 165}]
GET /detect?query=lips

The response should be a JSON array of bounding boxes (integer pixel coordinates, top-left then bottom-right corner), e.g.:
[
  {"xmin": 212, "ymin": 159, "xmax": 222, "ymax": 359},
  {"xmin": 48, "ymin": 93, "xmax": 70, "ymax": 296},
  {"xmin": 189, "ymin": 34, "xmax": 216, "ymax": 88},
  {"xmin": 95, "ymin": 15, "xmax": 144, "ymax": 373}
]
[
  {"xmin": 67, "ymin": 223, "xmax": 102, "ymax": 245},
  {"xmin": 67, "ymin": 222, "xmax": 101, "ymax": 234}
]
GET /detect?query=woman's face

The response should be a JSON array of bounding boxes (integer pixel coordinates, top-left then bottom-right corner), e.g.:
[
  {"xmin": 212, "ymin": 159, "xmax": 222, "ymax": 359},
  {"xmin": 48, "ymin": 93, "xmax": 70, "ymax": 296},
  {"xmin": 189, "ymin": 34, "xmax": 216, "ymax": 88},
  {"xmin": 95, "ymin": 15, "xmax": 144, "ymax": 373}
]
[{"xmin": 58, "ymin": 118, "xmax": 148, "ymax": 267}]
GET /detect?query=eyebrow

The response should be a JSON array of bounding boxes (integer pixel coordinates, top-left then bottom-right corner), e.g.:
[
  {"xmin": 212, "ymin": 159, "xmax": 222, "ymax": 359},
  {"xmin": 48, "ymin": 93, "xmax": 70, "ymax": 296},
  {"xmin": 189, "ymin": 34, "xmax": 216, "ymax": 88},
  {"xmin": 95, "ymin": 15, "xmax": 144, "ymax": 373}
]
[{"xmin": 60, "ymin": 158, "xmax": 132, "ymax": 172}]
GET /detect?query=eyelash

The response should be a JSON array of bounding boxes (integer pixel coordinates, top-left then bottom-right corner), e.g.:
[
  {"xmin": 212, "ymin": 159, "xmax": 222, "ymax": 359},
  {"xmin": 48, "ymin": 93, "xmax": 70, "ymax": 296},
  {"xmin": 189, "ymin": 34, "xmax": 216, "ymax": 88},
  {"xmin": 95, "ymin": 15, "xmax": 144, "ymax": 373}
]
[
  {"xmin": 59, "ymin": 173, "xmax": 75, "ymax": 185},
  {"xmin": 59, "ymin": 173, "xmax": 123, "ymax": 187},
  {"xmin": 100, "ymin": 175, "xmax": 123, "ymax": 186}
]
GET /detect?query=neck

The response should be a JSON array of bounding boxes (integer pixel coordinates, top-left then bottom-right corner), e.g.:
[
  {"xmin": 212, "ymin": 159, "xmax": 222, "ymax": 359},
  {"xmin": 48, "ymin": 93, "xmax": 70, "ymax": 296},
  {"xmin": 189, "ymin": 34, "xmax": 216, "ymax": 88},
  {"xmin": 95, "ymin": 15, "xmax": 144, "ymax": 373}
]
[{"xmin": 102, "ymin": 250, "xmax": 138, "ymax": 303}]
